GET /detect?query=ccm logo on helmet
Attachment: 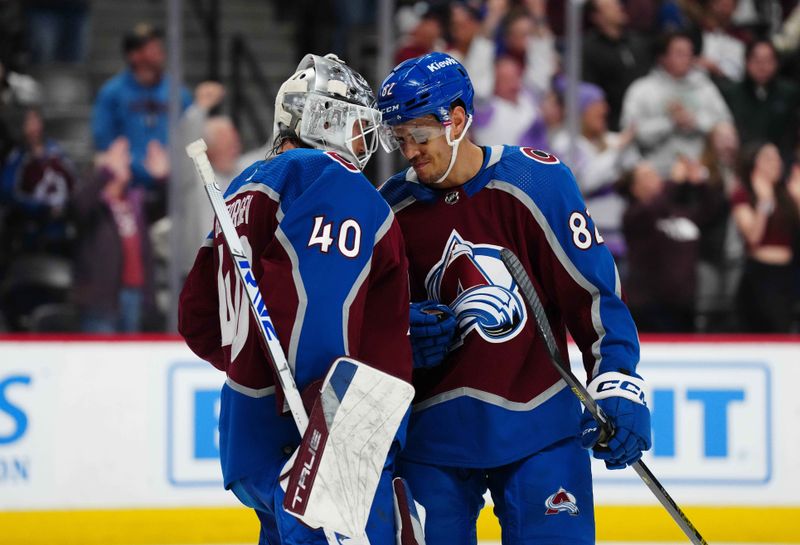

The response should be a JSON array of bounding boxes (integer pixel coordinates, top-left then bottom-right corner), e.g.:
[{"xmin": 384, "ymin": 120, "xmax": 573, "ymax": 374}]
[{"xmin": 426, "ymin": 57, "xmax": 458, "ymax": 72}]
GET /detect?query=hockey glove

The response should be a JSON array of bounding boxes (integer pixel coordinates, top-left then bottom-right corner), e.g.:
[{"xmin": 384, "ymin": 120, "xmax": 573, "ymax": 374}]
[
  {"xmin": 409, "ymin": 300, "xmax": 457, "ymax": 369},
  {"xmin": 579, "ymin": 371, "xmax": 652, "ymax": 470}
]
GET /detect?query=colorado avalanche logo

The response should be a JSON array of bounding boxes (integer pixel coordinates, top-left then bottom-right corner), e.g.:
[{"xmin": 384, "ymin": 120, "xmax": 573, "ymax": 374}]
[
  {"xmin": 544, "ymin": 487, "xmax": 579, "ymax": 516},
  {"xmin": 425, "ymin": 230, "xmax": 527, "ymax": 344}
]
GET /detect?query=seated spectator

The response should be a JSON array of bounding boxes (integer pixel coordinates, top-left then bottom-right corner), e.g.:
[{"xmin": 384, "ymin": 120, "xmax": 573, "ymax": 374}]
[
  {"xmin": 697, "ymin": 0, "xmax": 750, "ymax": 82},
  {"xmin": 620, "ymin": 31, "xmax": 732, "ymax": 177},
  {"xmin": 72, "ymin": 137, "xmax": 155, "ymax": 333},
  {"xmin": 619, "ymin": 159, "xmax": 724, "ymax": 332},
  {"xmin": 721, "ymin": 40, "xmax": 800, "ymax": 163},
  {"xmin": 582, "ymin": 0, "xmax": 653, "ymax": 130},
  {"xmin": 0, "ymin": 108, "xmax": 76, "ymax": 260},
  {"xmin": 731, "ymin": 142, "xmax": 800, "ymax": 332},
  {"xmin": 695, "ymin": 121, "xmax": 744, "ymax": 331},
  {"xmin": 446, "ymin": 2, "xmax": 496, "ymax": 102},
  {"xmin": 551, "ymin": 83, "xmax": 639, "ymax": 258},
  {"xmin": 472, "ymin": 56, "xmax": 544, "ymax": 147}
]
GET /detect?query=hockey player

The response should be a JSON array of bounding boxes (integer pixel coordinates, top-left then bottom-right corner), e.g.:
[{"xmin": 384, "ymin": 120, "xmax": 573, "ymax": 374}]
[
  {"xmin": 178, "ymin": 54, "xmax": 413, "ymax": 544},
  {"xmin": 377, "ymin": 52, "xmax": 651, "ymax": 544}
]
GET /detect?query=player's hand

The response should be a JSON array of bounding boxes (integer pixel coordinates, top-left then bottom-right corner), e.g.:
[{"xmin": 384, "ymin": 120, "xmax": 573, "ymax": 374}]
[
  {"xmin": 409, "ymin": 300, "xmax": 457, "ymax": 369},
  {"xmin": 579, "ymin": 371, "xmax": 651, "ymax": 470}
]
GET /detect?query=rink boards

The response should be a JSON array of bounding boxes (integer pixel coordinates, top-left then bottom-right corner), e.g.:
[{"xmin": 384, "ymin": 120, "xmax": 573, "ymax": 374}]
[{"xmin": 1, "ymin": 335, "xmax": 799, "ymax": 544}]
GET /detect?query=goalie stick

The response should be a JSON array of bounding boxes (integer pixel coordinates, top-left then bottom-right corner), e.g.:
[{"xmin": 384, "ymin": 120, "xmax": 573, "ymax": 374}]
[
  {"xmin": 186, "ymin": 139, "xmax": 372, "ymax": 544},
  {"xmin": 499, "ymin": 248, "xmax": 708, "ymax": 545}
]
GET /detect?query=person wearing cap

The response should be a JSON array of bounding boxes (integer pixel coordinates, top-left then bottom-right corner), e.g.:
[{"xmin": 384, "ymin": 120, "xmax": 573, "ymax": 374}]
[{"xmin": 91, "ymin": 23, "xmax": 192, "ymax": 192}]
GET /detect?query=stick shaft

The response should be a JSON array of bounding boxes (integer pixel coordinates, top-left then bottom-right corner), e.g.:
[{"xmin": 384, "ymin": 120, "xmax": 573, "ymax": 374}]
[
  {"xmin": 188, "ymin": 140, "xmax": 308, "ymax": 432},
  {"xmin": 499, "ymin": 248, "xmax": 707, "ymax": 545}
]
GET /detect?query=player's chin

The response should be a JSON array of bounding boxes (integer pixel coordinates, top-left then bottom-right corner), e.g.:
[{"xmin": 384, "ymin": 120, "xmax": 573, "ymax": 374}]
[{"xmin": 414, "ymin": 164, "xmax": 440, "ymax": 185}]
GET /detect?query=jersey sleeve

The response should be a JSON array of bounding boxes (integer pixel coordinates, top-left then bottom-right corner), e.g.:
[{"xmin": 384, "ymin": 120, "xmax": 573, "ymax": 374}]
[
  {"xmin": 178, "ymin": 235, "xmax": 225, "ymax": 370},
  {"xmin": 179, "ymin": 178, "xmax": 281, "ymax": 391},
  {"xmin": 347, "ymin": 217, "xmax": 413, "ymax": 383},
  {"xmin": 517, "ymin": 157, "xmax": 640, "ymax": 378}
]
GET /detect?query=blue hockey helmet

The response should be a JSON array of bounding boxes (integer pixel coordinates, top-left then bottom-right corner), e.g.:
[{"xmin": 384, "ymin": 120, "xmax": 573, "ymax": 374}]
[{"xmin": 377, "ymin": 52, "xmax": 475, "ymax": 127}]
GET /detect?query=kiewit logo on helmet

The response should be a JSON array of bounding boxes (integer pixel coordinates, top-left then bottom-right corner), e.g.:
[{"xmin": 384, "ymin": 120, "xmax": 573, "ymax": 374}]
[{"xmin": 426, "ymin": 57, "xmax": 458, "ymax": 72}]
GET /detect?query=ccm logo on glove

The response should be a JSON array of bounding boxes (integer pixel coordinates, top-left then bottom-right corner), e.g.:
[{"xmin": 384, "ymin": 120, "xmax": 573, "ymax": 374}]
[{"xmin": 588, "ymin": 372, "xmax": 647, "ymax": 405}]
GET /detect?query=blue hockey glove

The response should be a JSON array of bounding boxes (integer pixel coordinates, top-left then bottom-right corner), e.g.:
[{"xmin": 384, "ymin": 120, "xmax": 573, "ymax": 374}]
[
  {"xmin": 579, "ymin": 371, "xmax": 652, "ymax": 470},
  {"xmin": 409, "ymin": 300, "xmax": 457, "ymax": 369}
]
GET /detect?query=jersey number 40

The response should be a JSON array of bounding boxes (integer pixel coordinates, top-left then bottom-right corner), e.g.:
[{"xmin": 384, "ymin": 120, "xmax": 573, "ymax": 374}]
[{"xmin": 307, "ymin": 215, "xmax": 362, "ymax": 258}]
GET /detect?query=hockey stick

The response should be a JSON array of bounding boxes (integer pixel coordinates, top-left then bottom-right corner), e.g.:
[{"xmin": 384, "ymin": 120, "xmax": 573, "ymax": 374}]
[
  {"xmin": 185, "ymin": 139, "xmax": 340, "ymax": 545},
  {"xmin": 499, "ymin": 249, "xmax": 708, "ymax": 545}
]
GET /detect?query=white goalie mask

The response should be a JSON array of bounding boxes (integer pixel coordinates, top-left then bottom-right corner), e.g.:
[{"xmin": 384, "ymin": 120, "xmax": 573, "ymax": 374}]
[{"xmin": 273, "ymin": 53, "xmax": 381, "ymax": 170}]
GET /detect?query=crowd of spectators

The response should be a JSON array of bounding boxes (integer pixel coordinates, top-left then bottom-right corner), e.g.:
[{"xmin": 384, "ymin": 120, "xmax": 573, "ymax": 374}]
[
  {"xmin": 1, "ymin": 0, "xmax": 799, "ymax": 334},
  {"xmin": 393, "ymin": 0, "xmax": 800, "ymax": 333},
  {"xmin": 0, "ymin": 18, "xmax": 259, "ymax": 333}
]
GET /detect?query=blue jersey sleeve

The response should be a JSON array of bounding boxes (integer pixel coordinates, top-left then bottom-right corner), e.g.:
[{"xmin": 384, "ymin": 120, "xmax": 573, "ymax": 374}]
[{"xmin": 502, "ymin": 150, "xmax": 640, "ymax": 378}]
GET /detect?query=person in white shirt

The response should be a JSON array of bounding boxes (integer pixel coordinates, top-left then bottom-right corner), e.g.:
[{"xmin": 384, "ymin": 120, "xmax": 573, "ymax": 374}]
[
  {"xmin": 472, "ymin": 56, "xmax": 544, "ymax": 148},
  {"xmin": 621, "ymin": 31, "xmax": 732, "ymax": 178}
]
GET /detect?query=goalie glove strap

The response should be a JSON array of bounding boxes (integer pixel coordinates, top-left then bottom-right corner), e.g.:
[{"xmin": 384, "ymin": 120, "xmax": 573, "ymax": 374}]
[{"xmin": 587, "ymin": 371, "xmax": 647, "ymax": 406}]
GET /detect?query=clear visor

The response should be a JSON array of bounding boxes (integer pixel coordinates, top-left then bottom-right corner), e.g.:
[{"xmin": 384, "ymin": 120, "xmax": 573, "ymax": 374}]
[
  {"xmin": 299, "ymin": 93, "xmax": 382, "ymax": 170},
  {"xmin": 379, "ymin": 121, "xmax": 448, "ymax": 153}
]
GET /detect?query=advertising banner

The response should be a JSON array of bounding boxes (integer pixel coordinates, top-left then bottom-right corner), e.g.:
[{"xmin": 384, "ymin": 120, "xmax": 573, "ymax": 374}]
[{"xmin": 1, "ymin": 337, "xmax": 798, "ymax": 544}]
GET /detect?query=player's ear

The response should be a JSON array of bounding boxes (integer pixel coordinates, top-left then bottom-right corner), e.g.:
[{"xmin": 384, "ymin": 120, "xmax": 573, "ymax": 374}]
[{"xmin": 450, "ymin": 104, "xmax": 467, "ymax": 139}]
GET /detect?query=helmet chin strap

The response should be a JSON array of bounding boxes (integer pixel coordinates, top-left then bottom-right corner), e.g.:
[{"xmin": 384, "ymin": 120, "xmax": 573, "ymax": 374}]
[{"xmin": 430, "ymin": 115, "xmax": 473, "ymax": 185}]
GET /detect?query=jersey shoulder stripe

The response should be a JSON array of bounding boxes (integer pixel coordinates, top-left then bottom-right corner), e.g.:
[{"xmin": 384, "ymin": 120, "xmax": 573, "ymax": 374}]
[{"xmin": 225, "ymin": 148, "xmax": 390, "ymax": 220}]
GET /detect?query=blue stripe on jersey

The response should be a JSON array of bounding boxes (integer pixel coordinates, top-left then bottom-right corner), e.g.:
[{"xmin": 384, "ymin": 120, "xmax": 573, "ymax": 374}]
[
  {"xmin": 218, "ymin": 384, "xmax": 299, "ymax": 487},
  {"xmin": 401, "ymin": 384, "xmax": 582, "ymax": 467}
]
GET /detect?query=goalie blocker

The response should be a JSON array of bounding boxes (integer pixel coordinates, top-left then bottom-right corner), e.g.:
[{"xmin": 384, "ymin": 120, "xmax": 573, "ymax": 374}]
[{"xmin": 282, "ymin": 356, "xmax": 415, "ymax": 539}]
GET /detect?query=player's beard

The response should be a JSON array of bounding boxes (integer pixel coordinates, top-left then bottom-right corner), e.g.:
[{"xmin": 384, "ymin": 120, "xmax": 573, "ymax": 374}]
[{"xmin": 414, "ymin": 150, "xmax": 451, "ymax": 186}]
